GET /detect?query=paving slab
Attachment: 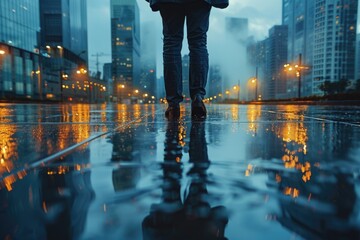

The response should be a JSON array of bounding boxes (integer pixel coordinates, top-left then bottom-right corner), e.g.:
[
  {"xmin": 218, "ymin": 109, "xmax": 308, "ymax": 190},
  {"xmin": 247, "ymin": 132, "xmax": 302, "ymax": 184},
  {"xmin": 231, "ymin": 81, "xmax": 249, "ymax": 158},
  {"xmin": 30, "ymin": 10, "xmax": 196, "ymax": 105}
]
[{"xmin": 0, "ymin": 103, "xmax": 360, "ymax": 240}]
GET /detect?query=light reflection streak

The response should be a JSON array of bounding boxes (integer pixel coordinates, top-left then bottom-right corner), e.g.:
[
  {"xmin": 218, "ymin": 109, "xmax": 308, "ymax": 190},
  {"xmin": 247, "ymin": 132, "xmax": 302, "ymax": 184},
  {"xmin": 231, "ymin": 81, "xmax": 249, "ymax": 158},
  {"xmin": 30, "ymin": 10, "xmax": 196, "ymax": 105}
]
[
  {"xmin": 273, "ymin": 106, "xmax": 312, "ymax": 198},
  {"xmin": 0, "ymin": 110, "xmax": 17, "ymax": 181},
  {"xmin": 247, "ymin": 105, "xmax": 261, "ymax": 136}
]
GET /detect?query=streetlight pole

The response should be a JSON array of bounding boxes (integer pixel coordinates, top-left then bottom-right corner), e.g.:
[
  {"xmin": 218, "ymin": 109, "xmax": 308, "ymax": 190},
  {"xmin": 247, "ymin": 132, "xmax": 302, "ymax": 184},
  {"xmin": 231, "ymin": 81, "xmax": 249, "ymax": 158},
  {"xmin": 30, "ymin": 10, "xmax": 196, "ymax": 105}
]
[
  {"xmin": 0, "ymin": 49, "xmax": 5, "ymax": 99},
  {"xmin": 298, "ymin": 54, "xmax": 302, "ymax": 99},
  {"xmin": 238, "ymin": 79, "xmax": 240, "ymax": 102},
  {"xmin": 255, "ymin": 66, "xmax": 258, "ymax": 101}
]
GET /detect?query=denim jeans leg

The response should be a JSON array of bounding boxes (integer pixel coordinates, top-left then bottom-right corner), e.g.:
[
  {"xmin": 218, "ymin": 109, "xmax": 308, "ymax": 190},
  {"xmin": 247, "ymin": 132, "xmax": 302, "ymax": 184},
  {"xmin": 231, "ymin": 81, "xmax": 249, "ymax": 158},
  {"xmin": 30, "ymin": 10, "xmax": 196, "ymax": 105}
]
[
  {"xmin": 160, "ymin": 5, "xmax": 186, "ymax": 106},
  {"xmin": 186, "ymin": 2, "xmax": 211, "ymax": 100}
]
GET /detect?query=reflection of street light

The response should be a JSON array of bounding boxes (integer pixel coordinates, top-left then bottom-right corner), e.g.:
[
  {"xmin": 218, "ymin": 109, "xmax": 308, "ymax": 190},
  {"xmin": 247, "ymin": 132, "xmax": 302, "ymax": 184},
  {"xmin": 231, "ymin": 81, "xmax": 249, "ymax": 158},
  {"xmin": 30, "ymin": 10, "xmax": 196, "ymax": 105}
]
[{"xmin": 284, "ymin": 54, "xmax": 309, "ymax": 99}]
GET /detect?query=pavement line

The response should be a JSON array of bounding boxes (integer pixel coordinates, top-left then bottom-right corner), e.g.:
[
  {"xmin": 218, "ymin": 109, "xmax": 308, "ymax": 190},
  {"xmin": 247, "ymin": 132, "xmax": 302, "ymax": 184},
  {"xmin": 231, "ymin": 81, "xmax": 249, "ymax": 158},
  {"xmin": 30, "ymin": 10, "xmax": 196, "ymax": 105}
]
[{"xmin": 265, "ymin": 110, "xmax": 360, "ymax": 127}]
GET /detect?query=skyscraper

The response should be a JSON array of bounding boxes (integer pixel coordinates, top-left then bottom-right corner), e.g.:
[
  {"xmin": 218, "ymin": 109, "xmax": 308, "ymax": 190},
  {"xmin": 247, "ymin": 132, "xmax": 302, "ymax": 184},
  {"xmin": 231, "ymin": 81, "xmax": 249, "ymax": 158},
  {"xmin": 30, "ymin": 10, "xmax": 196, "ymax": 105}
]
[
  {"xmin": 39, "ymin": 0, "xmax": 88, "ymax": 101},
  {"xmin": 208, "ymin": 64, "xmax": 223, "ymax": 101},
  {"xmin": 40, "ymin": 0, "xmax": 88, "ymax": 59},
  {"xmin": 111, "ymin": 0, "xmax": 140, "ymax": 102},
  {"xmin": 282, "ymin": 0, "xmax": 314, "ymax": 97},
  {"xmin": 140, "ymin": 21, "xmax": 157, "ymax": 98},
  {"xmin": 356, "ymin": 33, "xmax": 360, "ymax": 81},
  {"xmin": 283, "ymin": 0, "xmax": 358, "ymax": 96},
  {"xmin": 267, "ymin": 25, "xmax": 288, "ymax": 100},
  {"xmin": 0, "ymin": 1, "xmax": 41, "ymax": 99},
  {"xmin": 312, "ymin": 0, "xmax": 358, "ymax": 95},
  {"xmin": 225, "ymin": 17, "xmax": 249, "ymax": 44},
  {"xmin": 247, "ymin": 37, "xmax": 268, "ymax": 100}
]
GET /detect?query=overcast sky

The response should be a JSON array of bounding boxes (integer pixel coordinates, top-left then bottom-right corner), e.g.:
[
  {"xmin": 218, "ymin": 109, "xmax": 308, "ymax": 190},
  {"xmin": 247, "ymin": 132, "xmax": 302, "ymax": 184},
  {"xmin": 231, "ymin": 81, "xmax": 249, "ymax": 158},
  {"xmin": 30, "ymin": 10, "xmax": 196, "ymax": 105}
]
[{"xmin": 87, "ymin": 0, "xmax": 284, "ymax": 75}]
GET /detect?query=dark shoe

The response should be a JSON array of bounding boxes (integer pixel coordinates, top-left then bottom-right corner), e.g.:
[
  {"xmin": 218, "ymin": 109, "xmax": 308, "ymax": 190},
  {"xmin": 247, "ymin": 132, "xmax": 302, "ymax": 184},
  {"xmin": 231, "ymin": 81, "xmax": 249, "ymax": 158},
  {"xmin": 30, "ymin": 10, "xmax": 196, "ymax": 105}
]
[
  {"xmin": 191, "ymin": 95, "xmax": 206, "ymax": 119},
  {"xmin": 165, "ymin": 105, "xmax": 180, "ymax": 120}
]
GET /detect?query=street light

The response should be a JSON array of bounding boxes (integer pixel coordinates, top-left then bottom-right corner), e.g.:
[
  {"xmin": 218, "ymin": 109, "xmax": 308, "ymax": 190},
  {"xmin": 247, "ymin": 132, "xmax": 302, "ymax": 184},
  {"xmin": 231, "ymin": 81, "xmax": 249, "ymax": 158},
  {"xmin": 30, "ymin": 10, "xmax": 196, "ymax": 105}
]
[
  {"xmin": 0, "ymin": 49, "xmax": 6, "ymax": 99},
  {"xmin": 251, "ymin": 78, "xmax": 257, "ymax": 101},
  {"xmin": 225, "ymin": 90, "xmax": 230, "ymax": 100},
  {"xmin": 233, "ymin": 84, "xmax": 240, "ymax": 102},
  {"xmin": 284, "ymin": 54, "xmax": 309, "ymax": 99}
]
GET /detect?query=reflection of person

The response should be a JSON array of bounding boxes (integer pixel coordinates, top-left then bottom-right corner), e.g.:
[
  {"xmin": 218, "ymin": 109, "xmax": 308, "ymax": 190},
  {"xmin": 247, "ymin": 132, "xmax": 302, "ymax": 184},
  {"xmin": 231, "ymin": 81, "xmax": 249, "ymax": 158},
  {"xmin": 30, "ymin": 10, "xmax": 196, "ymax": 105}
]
[
  {"xmin": 40, "ymin": 154, "xmax": 95, "ymax": 240},
  {"xmin": 146, "ymin": 0, "xmax": 228, "ymax": 119},
  {"xmin": 142, "ymin": 121, "xmax": 228, "ymax": 240}
]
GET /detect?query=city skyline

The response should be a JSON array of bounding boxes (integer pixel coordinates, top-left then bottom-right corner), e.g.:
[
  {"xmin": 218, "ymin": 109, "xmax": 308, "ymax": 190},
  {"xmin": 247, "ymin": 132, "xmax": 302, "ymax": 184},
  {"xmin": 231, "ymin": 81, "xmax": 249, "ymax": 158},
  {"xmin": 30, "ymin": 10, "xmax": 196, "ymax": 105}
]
[
  {"xmin": 87, "ymin": 0, "xmax": 360, "ymax": 78},
  {"xmin": 87, "ymin": 0, "xmax": 284, "ymax": 76}
]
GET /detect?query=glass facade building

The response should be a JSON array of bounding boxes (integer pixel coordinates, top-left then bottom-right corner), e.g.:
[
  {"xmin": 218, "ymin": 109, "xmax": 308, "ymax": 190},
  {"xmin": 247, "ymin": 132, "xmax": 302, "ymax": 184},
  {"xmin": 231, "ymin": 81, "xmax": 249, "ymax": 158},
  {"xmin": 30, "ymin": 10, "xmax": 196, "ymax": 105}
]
[
  {"xmin": 40, "ymin": 0, "xmax": 88, "ymax": 60},
  {"xmin": 312, "ymin": 0, "xmax": 358, "ymax": 95},
  {"xmin": 111, "ymin": 0, "xmax": 141, "ymax": 102},
  {"xmin": 0, "ymin": 0, "xmax": 41, "ymax": 99},
  {"xmin": 0, "ymin": 0, "xmax": 40, "ymax": 52},
  {"xmin": 282, "ymin": 0, "xmax": 314, "ymax": 97},
  {"xmin": 39, "ymin": 0, "xmax": 88, "ymax": 101},
  {"xmin": 283, "ymin": 0, "xmax": 358, "ymax": 96}
]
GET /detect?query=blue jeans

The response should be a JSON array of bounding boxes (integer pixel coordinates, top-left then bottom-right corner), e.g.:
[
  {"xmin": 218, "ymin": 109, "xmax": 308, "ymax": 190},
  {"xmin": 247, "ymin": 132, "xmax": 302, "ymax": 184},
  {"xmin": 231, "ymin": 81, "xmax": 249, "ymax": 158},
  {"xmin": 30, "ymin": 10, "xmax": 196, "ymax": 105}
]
[{"xmin": 159, "ymin": 1, "xmax": 211, "ymax": 106}]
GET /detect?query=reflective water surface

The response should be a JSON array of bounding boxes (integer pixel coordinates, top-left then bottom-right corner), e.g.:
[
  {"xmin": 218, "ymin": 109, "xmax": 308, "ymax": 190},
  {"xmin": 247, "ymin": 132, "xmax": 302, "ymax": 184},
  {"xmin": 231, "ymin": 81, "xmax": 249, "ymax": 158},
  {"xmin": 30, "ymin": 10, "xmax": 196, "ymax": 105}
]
[{"xmin": 0, "ymin": 103, "xmax": 360, "ymax": 240}]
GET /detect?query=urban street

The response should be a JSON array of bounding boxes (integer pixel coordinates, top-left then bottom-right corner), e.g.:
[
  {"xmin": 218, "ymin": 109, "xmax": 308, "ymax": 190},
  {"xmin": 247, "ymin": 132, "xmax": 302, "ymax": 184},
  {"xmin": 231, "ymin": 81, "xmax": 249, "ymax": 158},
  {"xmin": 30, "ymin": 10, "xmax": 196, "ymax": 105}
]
[{"xmin": 0, "ymin": 102, "xmax": 359, "ymax": 239}]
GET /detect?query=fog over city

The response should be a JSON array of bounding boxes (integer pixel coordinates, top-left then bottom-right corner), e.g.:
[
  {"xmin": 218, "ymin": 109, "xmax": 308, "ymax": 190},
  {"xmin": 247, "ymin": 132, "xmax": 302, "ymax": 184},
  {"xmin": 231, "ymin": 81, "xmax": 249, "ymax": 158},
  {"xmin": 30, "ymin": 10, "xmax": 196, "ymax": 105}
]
[{"xmin": 87, "ymin": 0, "xmax": 283, "ymax": 83}]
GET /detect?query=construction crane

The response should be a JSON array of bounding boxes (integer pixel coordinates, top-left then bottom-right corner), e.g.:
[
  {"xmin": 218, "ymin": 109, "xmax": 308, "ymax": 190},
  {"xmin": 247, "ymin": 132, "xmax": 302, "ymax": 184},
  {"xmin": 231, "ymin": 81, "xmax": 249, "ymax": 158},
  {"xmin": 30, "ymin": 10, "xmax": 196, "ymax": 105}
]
[{"xmin": 91, "ymin": 52, "xmax": 111, "ymax": 73}]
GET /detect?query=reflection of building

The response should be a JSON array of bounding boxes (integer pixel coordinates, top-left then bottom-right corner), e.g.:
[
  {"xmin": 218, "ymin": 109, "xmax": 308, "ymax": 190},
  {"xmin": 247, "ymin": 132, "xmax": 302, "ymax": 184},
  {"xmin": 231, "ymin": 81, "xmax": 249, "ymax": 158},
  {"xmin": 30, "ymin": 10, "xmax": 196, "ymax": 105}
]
[
  {"xmin": 39, "ymin": 0, "xmax": 88, "ymax": 101},
  {"xmin": 0, "ymin": 1, "xmax": 41, "ymax": 100},
  {"xmin": 0, "ymin": 152, "xmax": 94, "ymax": 239},
  {"xmin": 111, "ymin": 0, "xmax": 141, "ymax": 102}
]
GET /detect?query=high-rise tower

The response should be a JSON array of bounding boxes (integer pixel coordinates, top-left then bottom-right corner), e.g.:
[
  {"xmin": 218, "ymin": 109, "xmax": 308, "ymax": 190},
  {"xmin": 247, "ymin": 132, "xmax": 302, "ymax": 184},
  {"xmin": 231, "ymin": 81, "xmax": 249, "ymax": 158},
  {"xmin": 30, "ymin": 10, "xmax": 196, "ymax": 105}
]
[
  {"xmin": 110, "ymin": 0, "xmax": 140, "ymax": 102},
  {"xmin": 0, "ymin": 1, "xmax": 41, "ymax": 99}
]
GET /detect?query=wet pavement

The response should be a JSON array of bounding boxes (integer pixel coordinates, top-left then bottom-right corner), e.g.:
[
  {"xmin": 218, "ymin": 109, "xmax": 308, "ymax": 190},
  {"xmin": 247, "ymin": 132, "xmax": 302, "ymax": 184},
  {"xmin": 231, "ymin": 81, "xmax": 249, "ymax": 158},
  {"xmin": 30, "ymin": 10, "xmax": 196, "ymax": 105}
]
[{"xmin": 0, "ymin": 103, "xmax": 360, "ymax": 240}]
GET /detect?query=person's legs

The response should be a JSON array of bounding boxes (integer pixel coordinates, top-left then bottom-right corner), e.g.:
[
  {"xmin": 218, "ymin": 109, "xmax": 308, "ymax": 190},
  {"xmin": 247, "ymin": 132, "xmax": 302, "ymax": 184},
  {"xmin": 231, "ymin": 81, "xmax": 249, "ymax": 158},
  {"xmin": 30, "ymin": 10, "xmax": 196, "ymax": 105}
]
[
  {"xmin": 186, "ymin": 2, "xmax": 211, "ymax": 118},
  {"xmin": 159, "ymin": 4, "xmax": 186, "ymax": 109},
  {"xmin": 186, "ymin": 1, "xmax": 211, "ymax": 100}
]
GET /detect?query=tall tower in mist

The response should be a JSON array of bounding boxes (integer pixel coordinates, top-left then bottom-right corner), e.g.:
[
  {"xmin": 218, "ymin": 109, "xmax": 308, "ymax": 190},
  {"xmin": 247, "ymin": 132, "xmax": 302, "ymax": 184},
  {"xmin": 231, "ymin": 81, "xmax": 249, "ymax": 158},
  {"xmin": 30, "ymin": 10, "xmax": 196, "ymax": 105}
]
[
  {"xmin": 110, "ymin": 0, "xmax": 140, "ymax": 102},
  {"xmin": 140, "ymin": 21, "xmax": 157, "ymax": 97},
  {"xmin": 267, "ymin": 26, "xmax": 288, "ymax": 100},
  {"xmin": 312, "ymin": 0, "xmax": 358, "ymax": 95},
  {"xmin": 225, "ymin": 17, "xmax": 249, "ymax": 44}
]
